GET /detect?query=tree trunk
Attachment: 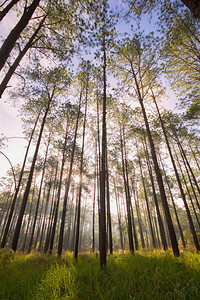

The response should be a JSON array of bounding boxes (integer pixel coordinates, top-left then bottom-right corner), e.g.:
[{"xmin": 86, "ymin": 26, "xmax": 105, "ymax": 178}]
[
  {"xmin": 178, "ymin": 140, "xmax": 200, "ymax": 198},
  {"xmin": 1, "ymin": 110, "xmax": 40, "ymax": 248},
  {"xmin": 22, "ymin": 179, "xmax": 36, "ymax": 252},
  {"xmin": 0, "ymin": 15, "xmax": 46, "ymax": 98},
  {"xmin": 57, "ymin": 95, "xmax": 81, "ymax": 256},
  {"xmin": 99, "ymin": 34, "xmax": 107, "ymax": 268},
  {"xmin": 49, "ymin": 122, "xmax": 69, "ymax": 253},
  {"xmin": 175, "ymin": 148, "xmax": 200, "ymax": 228},
  {"xmin": 120, "ymin": 123, "xmax": 134, "ymax": 252},
  {"xmin": 158, "ymin": 151, "xmax": 186, "ymax": 248},
  {"xmin": 38, "ymin": 181, "xmax": 52, "ymax": 251},
  {"xmin": 92, "ymin": 169, "xmax": 96, "ymax": 252},
  {"xmin": 137, "ymin": 151, "xmax": 156, "ymax": 249},
  {"xmin": 132, "ymin": 182, "xmax": 145, "ymax": 248},
  {"xmin": 0, "ymin": 0, "xmax": 40, "ymax": 71},
  {"xmin": 142, "ymin": 137, "xmax": 168, "ymax": 250},
  {"xmin": 106, "ymin": 145, "xmax": 113, "ymax": 254},
  {"xmin": 43, "ymin": 158, "xmax": 59, "ymax": 253},
  {"xmin": 11, "ymin": 100, "xmax": 51, "ymax": 252},
  {"xmin": 114, "ymin": 185, "xmax": 124, "ymax": 250},
  {"xmin": 181, "ymin": 0, "xmax": 200, "ymax": 19},
  {"xmin": 135, "ymin": 87, "xmax": 179, "ymax": 255},
  {"xmin": 74, "ymin": 87, "xmax": 88, "ymax": 260},
  {"xmin": 0, "ymin": 0, "xmax": 20, "ymax": 22},
  {"xmin": 123, "ymin": 125, "xmax": 138, "ymax": 250},
  {"xmin": 172, "ymin": 145, "xmax": 200, "ymax": 251},
  {"xmin": 152, "ymin": 90, "xmax": 199, "ymax": 252},
  {"xmin": 28, "ymin": 134, "xmax": 50, "ymax": 253}
]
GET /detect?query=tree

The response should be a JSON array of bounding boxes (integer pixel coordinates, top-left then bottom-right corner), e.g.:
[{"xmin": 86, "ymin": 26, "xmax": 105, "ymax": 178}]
[
  {"xmin": 74, "ymin": 61, "xmax": 90, "ymax": 260},
  {"xmin": 0, "ymin": 0, "xmax": 40, "ymax": 71},
  {"xmin": 114, "ymin": 34, "xmax": 180, "ymax": 256},
  {"xmin": 11, "ymin": 66, "xmax": 69, "ymax": 251},
  {"xmin": 0, "ymin": 0, "xmax": 20, "ymax": 22}
]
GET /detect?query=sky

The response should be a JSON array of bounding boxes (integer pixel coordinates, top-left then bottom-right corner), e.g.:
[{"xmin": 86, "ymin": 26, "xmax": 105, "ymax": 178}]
[
  {"xmin": 0, "ymin": 1, "xmax": 178, "ymax": 186},
  {"xmin": 0, "ymin": 10, "xmax": 27, "ymax": 182}
]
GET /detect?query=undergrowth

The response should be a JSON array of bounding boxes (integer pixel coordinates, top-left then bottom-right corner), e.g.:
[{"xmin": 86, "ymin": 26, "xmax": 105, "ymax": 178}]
[{"xmin": 0, "ymin": 248, "xmax": 200, "ymax": 299}]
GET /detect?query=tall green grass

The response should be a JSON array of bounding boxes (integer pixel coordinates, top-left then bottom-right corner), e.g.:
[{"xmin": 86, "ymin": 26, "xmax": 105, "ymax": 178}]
[{"xmin": 0, "ymin": 248, "xmax": 200, "ymax": 299}]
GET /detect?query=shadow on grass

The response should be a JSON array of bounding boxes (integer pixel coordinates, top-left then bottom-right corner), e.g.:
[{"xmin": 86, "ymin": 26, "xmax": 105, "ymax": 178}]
[
  {"xmin": 1, "ymin": 249, "xmax": 200, "ymax": 299},
  {"xmin": 35, "ymin": 250, "xmax": 200, "ymax": 300}
]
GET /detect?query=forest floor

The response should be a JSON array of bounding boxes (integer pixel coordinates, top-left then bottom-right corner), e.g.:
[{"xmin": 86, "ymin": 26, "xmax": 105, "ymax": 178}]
[{"xmin": 0, "ymin": 248, "xmax": 200, "ymax": 299}]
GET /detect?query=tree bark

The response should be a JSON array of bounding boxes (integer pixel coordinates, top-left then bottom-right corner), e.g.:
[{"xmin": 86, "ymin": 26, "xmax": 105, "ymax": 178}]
[
  {"xmin": 1, "ymin": 111, "xmax": 40, "ymax": 248},
  {"xmin": 142, "ymin": 137, "xmax": 168, "ymax": 250},
  {"xmin": 120, "ymin": 123, "xmax": 134, "ymax": 252},
  {"xmin": 74, "ymin": 87, "xmax": 88, "ymax": 260},
  {"xmin": 158, "ymin": 151, "xmax": 186, "ymax": 248},
  {"xmin": 28, "ymin": 135, "xmax": 50, "ymax": 253},
  {"xmin": 0, "ymin": 15, "xmax": 46, "ymax": 98},
  {"xmin": 57, "ymin": 95, "xmax": 81, "ymax": 256},
  {"xmin": 11, "ymin": 99, "xmax": 51, "ymax": 252},
  {"xmin": 49, "ymin": 122, "xmax": 69, "ymax": 253},
  {"xmin": 0, "ymin": 0, "xmax": 20, "ymax": 22},
  {"xmin": 133, "ymin": 85, "xmax": 179, "ymax": 255},
  {"xmin": 181, "ymin": 0, "xmax": 200, "ymax": 19},
  {"xmin": 99, "ymin": 34, "xmax": 107, "ymax": 268}
]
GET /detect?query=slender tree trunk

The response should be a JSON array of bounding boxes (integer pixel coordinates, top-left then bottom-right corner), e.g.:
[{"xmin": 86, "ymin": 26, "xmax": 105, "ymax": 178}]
[
  {"xmin": 181, "ymin": 148, "xmax": 200, "ymax": 213},
  {"xmin": 158, "ymin": 151, "xmax": 186, "ymax": 248},
  {"xmin": 134, "ymin": 84, "xmax": 179, "ymax": 255},
  {"xmin": 152, "ymin": 91, "xmax": 200, "ymax": 250},
  {"xmin": 92, "ymin": 145, "xmax": 97, "ymax": 252},
  {"xmin": 0, "ymin": 0, "xmax": 20, "ymax": 21},
  {"xmin": 0, "ymin": 186, "xmax": 13, "ymax": 235},
  {"xmin": 143, "ymin": 209, "xmax": 150, "ymax": 248},
  {"xmin": 92, "ymin": 172, "xmax": 96, "ymax": 252},
  {"xmin": 96, "ymin": 94, "xmax": 101, "ymax": 251},
  {"xmin": 142, "ymin": 137, "xmax": 168, "ymax": 250},
  {"xmin": 72, "ymin": 192, "xmax": 78, "ymax": 251},
  {"xmin": 130, "ymin": 201, "xmax": 139, "ymax": 250},
  {"xmin": 154, "ymin": 216, "xmax": 161, "ymax": 248},
  {"xmin": 184, "ymin": 153, "xmax": 200, "ymax": 212},
  {"xmin": 0, "ymin": 0, "xmax": 40, "ymax": 71},
  {"xmin": 132, "ymin": 182, "xmax": 145, "ymax": 248},
  {"xmin": 1, "ymin": 110, "xmax": 40, "ymax": 248},
  {"xmin": 38, "ymin": 180, "xmax": 52, "ymax": 251},
  {"xmin": 123, "ymin": 125, "xmax": 138, "ymax": 250},
  {"xmin": 0, "ymin": 15, "xmax": 46, "ymax": 98},
  {"xmin": 175, "ymin": 148, "xmax": 200, "ymax": 228},
  {"xmin": 120, "ymin": 124, "xmax": 134, "ymax": 252},
  {"xmin": 0, "ymin": 194, "xmax": 13, "ymax": 239},
  {"xmin": 178, "ymin": 140, "xmax": 200, "ymax": 198},
  {"xmin": 171, "ymin": 145, "xmax": 200, "ymax": 250},
  {"xmin": 106, "ymin": 147, "xmax": 113, "ymax": 254},
  {"xmin": 49, "ymin": 122, "xmax": 69, "ymax": 253},
  {"xmin": 190, "ymin": 145, "xmax": 200, "ymax": 173},
  {"xmin": 114, "ymin": 186, "xmax": 124, "ymax": 250},
  {"xmin": 11, "ymin": 99, "xmax": 51, "ymax": 252},
  {"xmin": 57, "ymin": 95, "xmax": 81, "ymax": 256},
  {"xmin": 22, "ymin": 181, "xmax": 35, "ymax": 252},
  {"xmin": 99, "ymin": 34, "xmax": 107, "ymax": 268},
  {"xmin": 74, "ymin": 87, "xmax": 88, "ymax": 260},
  {"xmin": 34, "ymin": 185, "xmax": 47, "ymax": 250},
  {"xmin": 138, "ymin": 153, "xmax": 156, "ymax": 249},
  {"xmin": 28, "ymin": 135, "xmax": 50, "ymax": 253},
  {"xmin": 79, "ymin": 200, "xmax": 87, "ymax": 249},
  {"xmin": 43, "ymin": 158, "xmax": 59, "ymax": 253}
]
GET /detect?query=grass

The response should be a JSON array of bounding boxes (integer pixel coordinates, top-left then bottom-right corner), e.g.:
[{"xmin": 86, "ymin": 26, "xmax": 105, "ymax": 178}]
[{"xmin": 0, "ymin": 248, "xmax": 200, "ymax": 299}]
